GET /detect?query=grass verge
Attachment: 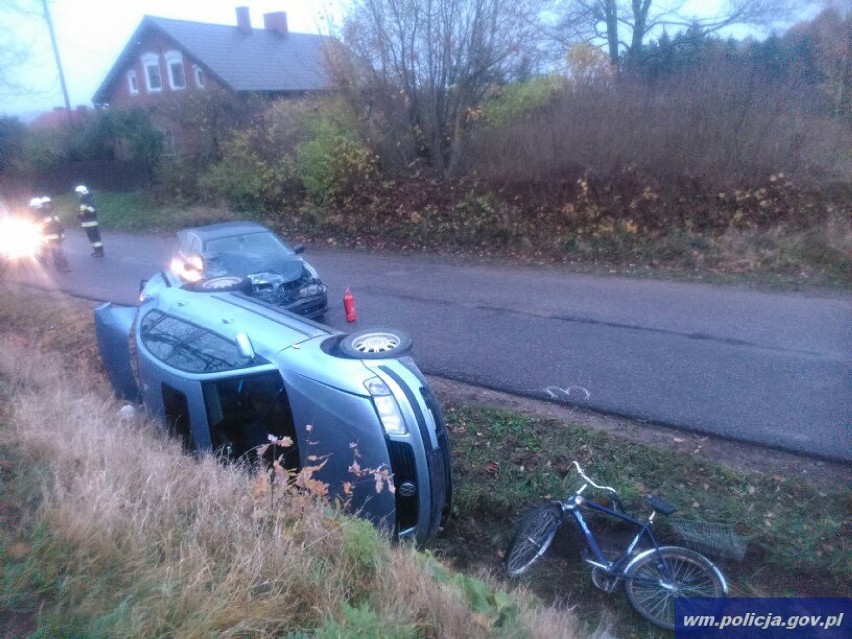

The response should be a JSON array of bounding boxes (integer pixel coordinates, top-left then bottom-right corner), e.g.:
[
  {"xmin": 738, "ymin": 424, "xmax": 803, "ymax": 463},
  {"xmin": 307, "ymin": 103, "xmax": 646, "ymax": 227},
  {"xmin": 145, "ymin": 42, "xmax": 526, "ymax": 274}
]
[
  {"xmin": 435, "ymin": 407, "xmax": 849, "ymax": 595},
  {"xmin": 49, "ymin": 190, "xmax": 250, "ymax": 234},
  {"xmin": 48, "ymin": 188, "xmax": 852, "ymax": 290},
  {"xmin": 432, "ymin": 405, "xmax": 850, "ymax": 638}
]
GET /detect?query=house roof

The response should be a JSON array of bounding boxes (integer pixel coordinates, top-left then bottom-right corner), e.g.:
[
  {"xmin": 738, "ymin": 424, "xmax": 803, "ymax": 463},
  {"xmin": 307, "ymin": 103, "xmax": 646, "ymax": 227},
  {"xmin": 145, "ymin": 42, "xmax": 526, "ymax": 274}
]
[
  {"xmin": 29, "ymin": 107, "xmax": 91, "ymax": 130},
  {"xmin": 93, "ymin": 15, "xmax": 333, "ymax": 104}
]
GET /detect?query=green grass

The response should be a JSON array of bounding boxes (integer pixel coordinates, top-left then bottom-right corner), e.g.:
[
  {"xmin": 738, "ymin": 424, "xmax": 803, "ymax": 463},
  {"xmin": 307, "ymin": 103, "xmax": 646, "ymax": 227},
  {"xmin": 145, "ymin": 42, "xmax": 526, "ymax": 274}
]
[
  {"xmin": 50, "ymin": 190, "xmax": 250, "ymax": 233},
  {"xmin": 434, "ymin": 405, "xmax": 851, "ymax": 637}
]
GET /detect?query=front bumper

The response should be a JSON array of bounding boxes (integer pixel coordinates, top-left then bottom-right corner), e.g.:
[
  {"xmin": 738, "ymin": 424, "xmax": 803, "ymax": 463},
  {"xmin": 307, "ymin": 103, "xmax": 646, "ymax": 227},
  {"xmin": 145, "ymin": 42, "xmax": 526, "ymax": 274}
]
[
  {"xmin": 372, "ymin": 361, "xmax": 452, "ymax": 546},
  {"xmin": 283, "ymin": 292, "xmax": 328, "ymax": 319}
]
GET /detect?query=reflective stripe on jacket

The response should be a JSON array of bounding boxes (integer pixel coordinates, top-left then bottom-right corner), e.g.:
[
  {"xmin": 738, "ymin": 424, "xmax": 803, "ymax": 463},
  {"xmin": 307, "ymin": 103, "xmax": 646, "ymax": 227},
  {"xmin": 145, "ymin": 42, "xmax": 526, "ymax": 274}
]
[{"xmin": 78, "ymin": 205, "xmax": 98, "ymax": 224}]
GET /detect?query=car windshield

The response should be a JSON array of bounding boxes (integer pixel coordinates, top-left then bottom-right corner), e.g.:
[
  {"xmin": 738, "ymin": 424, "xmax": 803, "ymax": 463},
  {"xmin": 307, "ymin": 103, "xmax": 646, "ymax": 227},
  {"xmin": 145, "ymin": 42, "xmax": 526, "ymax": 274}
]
[
  {"xmin": 205, "ymin": 231, "xmax": 293, "ymax": 256},
  {"xmin": 201, "ymin": 231, "xmax": 302, "ymax": 279}
]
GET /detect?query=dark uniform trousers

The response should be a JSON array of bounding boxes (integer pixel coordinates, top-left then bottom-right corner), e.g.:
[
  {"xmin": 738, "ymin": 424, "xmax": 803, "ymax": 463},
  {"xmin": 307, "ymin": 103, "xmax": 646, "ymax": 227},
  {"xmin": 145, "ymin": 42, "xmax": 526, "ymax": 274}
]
[{"xmin": 78, "ymin": 194, "xmax": 104, "ymax": 255}]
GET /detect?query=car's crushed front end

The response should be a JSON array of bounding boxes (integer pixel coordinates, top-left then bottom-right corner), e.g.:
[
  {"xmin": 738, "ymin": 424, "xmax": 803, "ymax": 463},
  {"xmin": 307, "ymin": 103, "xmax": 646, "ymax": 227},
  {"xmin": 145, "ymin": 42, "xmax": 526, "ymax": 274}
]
[
  {"xmin": 95, "ymin": 273, "xmax": 450, "ymax": 546},
  {"xmin": 247, "ymin": 264, "xmax": 328, "ymax": 319}
]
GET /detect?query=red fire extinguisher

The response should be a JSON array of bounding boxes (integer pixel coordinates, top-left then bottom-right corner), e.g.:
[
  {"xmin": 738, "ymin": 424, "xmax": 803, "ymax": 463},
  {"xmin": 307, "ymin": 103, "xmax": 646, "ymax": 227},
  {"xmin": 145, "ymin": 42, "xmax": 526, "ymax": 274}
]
[{"xmin": 343, "ymin": 287, "xmax": 357, "ymax": 323}]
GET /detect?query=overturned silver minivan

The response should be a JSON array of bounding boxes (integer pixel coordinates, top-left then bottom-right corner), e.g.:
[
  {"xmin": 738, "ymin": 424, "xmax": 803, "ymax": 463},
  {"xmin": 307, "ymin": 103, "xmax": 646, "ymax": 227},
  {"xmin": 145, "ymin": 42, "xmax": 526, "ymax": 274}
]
[{"xmin": 94, "ymin": 271, "xmax": 452, "ymax": 546}]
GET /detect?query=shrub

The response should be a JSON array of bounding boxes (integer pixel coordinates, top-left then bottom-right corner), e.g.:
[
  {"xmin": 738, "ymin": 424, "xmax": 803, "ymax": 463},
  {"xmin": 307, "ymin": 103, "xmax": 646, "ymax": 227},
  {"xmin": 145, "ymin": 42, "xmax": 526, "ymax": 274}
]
[
  {"xmin": 295, "ymin": 116, "xmax": 378, "ymax": 205},
  {"xmin": 197, "ymin": 97, "xmax": 374, "ymax": 211},
  {"xmin": 482, "ymin": 76, "xmax": 564, "ymax": 128},
  {"xmin": 199, "ymin": 135, "xmax": 300, "ymax": 212}
]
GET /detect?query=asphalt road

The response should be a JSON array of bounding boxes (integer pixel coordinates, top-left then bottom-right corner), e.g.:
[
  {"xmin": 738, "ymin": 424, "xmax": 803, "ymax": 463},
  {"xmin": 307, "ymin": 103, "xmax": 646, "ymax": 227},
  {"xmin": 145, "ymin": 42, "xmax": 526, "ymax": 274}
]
[{"xmin": 9, "ymin": 228, "xmax": 852, "ymax": 462}]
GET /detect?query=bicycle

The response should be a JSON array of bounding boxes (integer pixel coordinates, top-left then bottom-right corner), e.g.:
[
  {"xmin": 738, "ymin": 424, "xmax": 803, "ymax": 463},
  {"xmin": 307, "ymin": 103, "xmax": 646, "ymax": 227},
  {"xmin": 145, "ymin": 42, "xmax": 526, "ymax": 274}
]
[{"xmin": 504, "ymin": 461, "xmax": 728, "ymax": 629}]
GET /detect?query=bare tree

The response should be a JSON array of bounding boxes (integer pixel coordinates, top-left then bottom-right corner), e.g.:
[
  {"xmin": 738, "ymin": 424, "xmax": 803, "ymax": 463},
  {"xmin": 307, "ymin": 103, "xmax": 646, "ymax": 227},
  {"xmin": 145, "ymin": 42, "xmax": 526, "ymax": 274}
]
[
  {"xmin": 546, "ymin": 0, "xmax": 806, "ymax": 66},
  {"xmin": 342, "ymin": 0, "xmax": 541, "ymax": 177}
]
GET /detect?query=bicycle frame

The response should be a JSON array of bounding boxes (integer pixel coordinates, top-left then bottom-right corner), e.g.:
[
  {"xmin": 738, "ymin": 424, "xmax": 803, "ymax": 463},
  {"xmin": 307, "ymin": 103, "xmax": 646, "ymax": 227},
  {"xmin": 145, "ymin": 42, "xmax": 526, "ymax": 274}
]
[{"xmin": 563, "ymin": 494, "xmax": 664, "ymax": 576}]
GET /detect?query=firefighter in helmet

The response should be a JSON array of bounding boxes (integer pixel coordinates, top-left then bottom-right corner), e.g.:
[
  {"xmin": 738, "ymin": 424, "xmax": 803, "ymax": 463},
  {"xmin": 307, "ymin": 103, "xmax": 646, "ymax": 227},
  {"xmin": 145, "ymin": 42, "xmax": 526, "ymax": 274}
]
[
  {"xmin": 38, "ymin": 197, "xmax": 69, "ymax": 272},
  {"xmin": 75, "ymin": 185, "xmax": 105, "ymax": 257},
  {"xmin": 27, "ymin": 197, "xmax": 43, "ymax": 224}
]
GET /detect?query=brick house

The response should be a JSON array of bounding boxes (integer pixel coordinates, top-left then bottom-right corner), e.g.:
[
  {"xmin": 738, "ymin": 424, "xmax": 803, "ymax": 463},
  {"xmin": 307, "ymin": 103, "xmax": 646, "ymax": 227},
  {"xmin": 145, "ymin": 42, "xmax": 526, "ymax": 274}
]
[{"xmin": 92, "ymin": 6, "xmax": 333, "ymax": 155}]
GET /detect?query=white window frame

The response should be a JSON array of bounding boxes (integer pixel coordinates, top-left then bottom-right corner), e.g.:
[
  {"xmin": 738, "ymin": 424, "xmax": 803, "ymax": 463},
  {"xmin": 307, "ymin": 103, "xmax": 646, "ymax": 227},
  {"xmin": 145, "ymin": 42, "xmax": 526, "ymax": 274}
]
[
  {"xmin": 193, "ymin": 65, "xmax": 205, "ymax": 89},
  {"xmin": 164, "ymin": 50, "xmax": 186, "ymax": 91},
  {"xmin": 127, "ymin": 69, "xmax": 139, "ymax": 96},
  {"xmin": 141, "ymin": 53, "xmax": 162, "ymax": 93}
]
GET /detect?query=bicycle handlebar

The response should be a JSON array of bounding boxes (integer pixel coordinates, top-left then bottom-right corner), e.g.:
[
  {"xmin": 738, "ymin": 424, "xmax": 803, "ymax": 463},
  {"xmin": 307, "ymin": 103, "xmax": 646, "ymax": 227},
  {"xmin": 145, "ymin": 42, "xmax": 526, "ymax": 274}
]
[{"xmin": 572, "ymin": 461, "xmax": 619, "ymax": 496}]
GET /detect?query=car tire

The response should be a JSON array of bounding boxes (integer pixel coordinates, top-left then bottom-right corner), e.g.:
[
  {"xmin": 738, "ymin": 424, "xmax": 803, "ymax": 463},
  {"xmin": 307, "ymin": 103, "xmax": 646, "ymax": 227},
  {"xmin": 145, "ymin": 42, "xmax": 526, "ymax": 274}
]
[
  {"xmin": 338, "ymin": 328, "xmax": 413, "ymax": 359},
  {"xmin": 186, "ymin": 276, "xmax": 252, "ymax": 294}
]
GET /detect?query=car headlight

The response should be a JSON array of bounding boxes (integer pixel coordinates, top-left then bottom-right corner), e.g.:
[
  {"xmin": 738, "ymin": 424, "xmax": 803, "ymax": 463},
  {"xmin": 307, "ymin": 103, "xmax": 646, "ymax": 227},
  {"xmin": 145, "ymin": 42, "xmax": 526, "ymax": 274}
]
[
  {"xmin": 169, "ymin": 255, "xmax": 204, "ymax": 282},
  {"xmin": 298, "ymin": 283, "xmax": 326, "ymax": 297},
  {"xmin": 0, "ymin": 218, "xmax": 43, "ymax": 259},
  {"xmin": 365, "ymin": 376, "xmax": 407, "ymax": 436}
]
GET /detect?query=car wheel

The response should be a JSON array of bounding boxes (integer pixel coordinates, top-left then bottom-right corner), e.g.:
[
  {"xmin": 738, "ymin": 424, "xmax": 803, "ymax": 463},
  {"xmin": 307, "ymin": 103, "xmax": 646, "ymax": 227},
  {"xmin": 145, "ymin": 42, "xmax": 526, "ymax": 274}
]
[
  {"xmin": 187, "ymin": 276, "xmax": 252, "ymax": 294},
  {"xmin": 338, "ymin": 329, "xmax": 413, "ymax": 359}
]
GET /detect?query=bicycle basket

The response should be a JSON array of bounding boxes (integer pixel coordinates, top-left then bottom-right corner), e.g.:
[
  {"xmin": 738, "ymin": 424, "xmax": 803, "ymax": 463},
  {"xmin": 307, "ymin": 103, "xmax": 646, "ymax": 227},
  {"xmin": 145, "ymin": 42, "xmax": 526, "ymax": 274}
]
[{"xmin": 669, "ymin": 518, "xmax": 749, "ymax": 561}]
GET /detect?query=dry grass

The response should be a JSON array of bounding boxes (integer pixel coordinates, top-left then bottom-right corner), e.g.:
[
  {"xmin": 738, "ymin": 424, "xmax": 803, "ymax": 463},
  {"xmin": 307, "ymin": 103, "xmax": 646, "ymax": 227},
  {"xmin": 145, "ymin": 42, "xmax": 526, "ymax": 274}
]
[{"xmin": 0, "ymin": 289, "xmax": 586, "ymax": 638}]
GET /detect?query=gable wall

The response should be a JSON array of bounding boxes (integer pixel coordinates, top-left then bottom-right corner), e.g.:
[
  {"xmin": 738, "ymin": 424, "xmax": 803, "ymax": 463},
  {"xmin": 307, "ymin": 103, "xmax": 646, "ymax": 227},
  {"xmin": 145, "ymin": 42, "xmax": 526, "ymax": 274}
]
[
  {"xmin": 107, "ymin": 31, "xmax": 224, "ymax": 110},
  {"xmin": 104, "ymin": 30, "xmax": 232, "ymax": 156}
]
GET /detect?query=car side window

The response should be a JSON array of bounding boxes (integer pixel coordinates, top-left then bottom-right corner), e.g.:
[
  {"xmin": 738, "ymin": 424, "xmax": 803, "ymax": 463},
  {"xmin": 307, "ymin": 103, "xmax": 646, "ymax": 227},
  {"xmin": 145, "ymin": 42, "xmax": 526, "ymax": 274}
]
[{"xmin": 139, "ymin": 310, "xmax": 261, "ymax": 373}]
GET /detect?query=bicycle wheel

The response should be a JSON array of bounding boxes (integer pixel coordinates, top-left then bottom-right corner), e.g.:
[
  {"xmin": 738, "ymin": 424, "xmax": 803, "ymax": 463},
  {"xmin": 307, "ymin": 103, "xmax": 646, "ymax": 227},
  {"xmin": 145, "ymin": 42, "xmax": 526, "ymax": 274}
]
[
  {"xmin": 624, "ymin": 546, "xmax": 727, "ymax": 630},
  {"xmin": 505, "ymin": 503, "xmax": 563, "ymax": 578}
]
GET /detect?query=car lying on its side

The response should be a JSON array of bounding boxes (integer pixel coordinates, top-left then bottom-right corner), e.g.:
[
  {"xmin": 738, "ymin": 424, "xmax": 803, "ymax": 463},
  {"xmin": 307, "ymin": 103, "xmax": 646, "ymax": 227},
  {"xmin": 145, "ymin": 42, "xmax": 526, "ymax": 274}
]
[
  {"xmin": 94, "ymin": 271, "xmax": 452, "ymax": 546},
  {"xmin": 168, "ymin": 222, "xmax": 328, "ymax": 320}
]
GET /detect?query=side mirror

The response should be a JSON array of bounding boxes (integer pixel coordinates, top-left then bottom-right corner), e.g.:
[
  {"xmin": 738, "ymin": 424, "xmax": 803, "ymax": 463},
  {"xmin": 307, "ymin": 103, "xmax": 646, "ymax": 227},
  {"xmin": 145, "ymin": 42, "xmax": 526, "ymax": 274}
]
[
  {"xmin": 292, "ymin": 244, "xmax": 305, "ymax": 255},
  {"xmin": 235, "ymin": 332, "xmax": 255, "ymax": 360}
]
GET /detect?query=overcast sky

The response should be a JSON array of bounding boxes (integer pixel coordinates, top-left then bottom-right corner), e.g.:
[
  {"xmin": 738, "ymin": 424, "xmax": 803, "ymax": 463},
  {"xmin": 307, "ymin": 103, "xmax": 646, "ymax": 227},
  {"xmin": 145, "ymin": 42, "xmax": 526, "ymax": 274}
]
[
  {"xmin": 1, "ymin": 0, "xmax": 344, "ymax": 118},
  {"xmin": 0, "ymin": 0, "xmax": 820, "ymax": 119}
]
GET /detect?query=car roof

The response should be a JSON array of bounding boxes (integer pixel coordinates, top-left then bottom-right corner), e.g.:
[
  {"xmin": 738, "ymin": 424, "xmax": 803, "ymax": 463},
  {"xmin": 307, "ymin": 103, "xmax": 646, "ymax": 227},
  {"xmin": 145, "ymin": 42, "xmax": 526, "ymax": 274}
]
[{"xmin": 177, "ymin": 221, "xmax": 271, "ymax": 242}]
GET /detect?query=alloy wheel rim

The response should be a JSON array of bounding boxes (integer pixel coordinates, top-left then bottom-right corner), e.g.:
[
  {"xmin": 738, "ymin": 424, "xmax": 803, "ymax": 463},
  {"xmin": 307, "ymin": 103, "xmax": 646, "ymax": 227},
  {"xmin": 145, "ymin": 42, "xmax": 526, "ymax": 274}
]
[{"xmin": 352, "ymin": 333, "xmax": 400, "ymax": 353}]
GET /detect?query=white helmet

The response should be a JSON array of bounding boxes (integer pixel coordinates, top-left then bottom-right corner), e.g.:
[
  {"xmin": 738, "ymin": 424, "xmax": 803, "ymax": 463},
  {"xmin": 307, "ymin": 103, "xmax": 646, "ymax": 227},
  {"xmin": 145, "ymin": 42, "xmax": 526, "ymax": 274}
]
[
  {"xmin": 75, "ymin": 185, "xmax": 89, "ymax": 195},
  {"xmin": 41, "ymin": 196, "xmax": 52, "ymax": 204},
  {"xmin": 29, "ymin": 197, "xmax": 42, "ymax": 208}
]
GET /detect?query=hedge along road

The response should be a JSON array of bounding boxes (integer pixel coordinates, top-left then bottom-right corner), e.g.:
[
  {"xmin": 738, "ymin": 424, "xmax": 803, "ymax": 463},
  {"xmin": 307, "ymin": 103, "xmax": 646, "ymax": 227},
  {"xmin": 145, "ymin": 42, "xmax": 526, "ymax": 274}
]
[{"xmin": 10, "ymin": 228, "xmax": 851, "ymax": 462}]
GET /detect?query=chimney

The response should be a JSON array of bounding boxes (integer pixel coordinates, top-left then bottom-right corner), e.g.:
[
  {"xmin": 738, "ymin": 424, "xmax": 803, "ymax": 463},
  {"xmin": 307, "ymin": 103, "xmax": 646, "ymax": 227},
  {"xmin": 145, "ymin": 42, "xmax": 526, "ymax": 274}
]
[
  {"xmin": 236, "ymin": 6, "xmax": 251, "ymax": 34},
  {"xmin": 263, "ymin": 11, "xmax": 288, "ymax": 36}
]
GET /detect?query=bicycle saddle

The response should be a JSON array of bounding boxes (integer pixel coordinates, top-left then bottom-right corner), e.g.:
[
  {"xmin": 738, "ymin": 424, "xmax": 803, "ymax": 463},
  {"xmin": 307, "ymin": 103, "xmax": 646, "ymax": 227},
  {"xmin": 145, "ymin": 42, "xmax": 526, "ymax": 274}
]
[{"xmin": 644, "ymin": 495, "xmax": 677, "ymax": 516}]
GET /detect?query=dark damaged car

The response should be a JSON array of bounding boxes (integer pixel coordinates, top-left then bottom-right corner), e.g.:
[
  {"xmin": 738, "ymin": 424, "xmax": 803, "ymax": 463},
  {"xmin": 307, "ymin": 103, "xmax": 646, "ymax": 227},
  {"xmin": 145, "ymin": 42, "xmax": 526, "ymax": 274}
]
[
  {"xmin": 94, "ymin": 271, "xmax": 452, "ymax": 546},
  {"xmin": 168, "ymin": 222, "xmax": 328, "ymax": 319}
]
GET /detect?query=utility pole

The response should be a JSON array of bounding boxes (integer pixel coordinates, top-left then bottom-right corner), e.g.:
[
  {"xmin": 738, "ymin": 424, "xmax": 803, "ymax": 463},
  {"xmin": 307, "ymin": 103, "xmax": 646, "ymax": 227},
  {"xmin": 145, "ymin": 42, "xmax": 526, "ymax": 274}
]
[{"xmin": 41, "ymin": 0, "xmax": 72, "ymax": 125}]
